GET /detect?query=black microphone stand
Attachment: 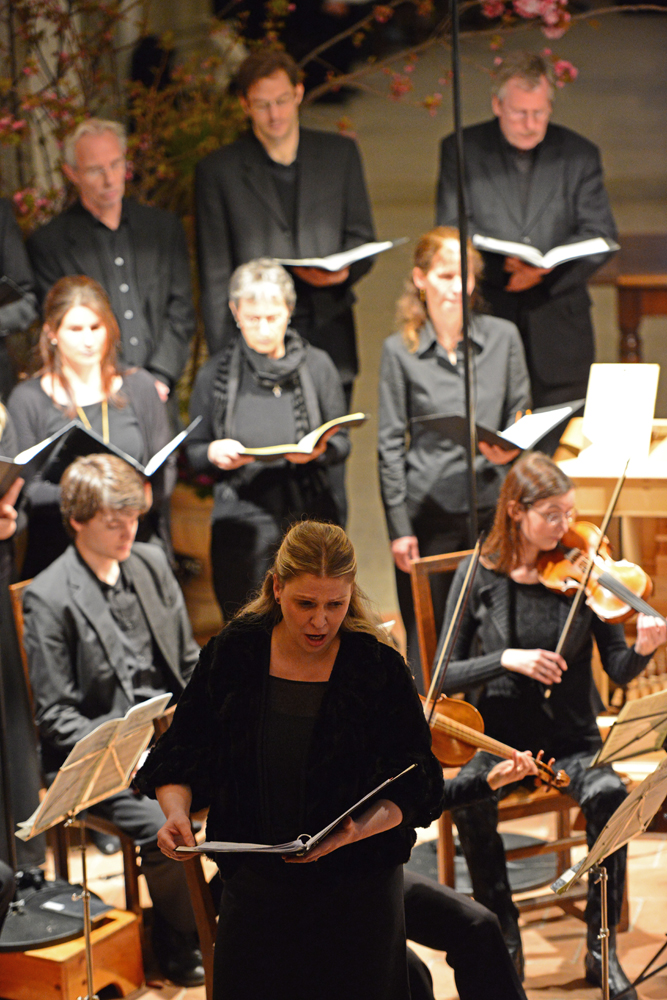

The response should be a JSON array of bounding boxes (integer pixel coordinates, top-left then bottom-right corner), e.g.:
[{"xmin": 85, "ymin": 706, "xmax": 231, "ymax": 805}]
[{"xmin": 450, "ymin": 0, "xmax": 478, "ymax": 546}]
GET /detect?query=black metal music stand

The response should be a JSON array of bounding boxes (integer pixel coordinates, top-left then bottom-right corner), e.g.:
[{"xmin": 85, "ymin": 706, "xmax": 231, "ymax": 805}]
[
  {"xmin": 16, "ymin": 694, "xmax": 170, "ymax": 1000},
  {"xmin": 551, "ymin": 755, "xmax": 667, "ymax": 1000}
]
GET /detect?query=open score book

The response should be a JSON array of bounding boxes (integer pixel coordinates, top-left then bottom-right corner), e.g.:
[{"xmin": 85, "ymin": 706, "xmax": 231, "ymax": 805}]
[{"xmin": 176, "ymin": 764, "xmax": 416, "ymax": 856}]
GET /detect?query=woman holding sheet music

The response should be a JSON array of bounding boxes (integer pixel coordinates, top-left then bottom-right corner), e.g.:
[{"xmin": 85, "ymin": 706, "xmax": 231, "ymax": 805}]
[
  {"xmin": 137, "ymin": 520, "xmax": 444, "ymax": 1000},
  {"xmin": 186, "ymin": 258, "xmax": 350, "ymax": 620},
  {"xmin": 378, "ymin": 226, "xmax": 531, "ymax": 689},
  {"xmin": 7, "ymin": 275, "xmax": 174, "ymax": 576}
]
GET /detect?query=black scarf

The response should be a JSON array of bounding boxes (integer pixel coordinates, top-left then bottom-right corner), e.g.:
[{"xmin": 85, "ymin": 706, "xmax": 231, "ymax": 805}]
[{"xmin": 212, "ymin": 329, "xmax": 311, "ymax": 444}]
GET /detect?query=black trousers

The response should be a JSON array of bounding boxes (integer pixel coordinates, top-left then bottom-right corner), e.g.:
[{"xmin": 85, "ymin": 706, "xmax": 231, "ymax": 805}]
[
  {"xmin": 89, "ymin": 789, "xmax": 196, "ymax": 935},
  {"xmin": 395, "ymin": 508, "xmax": 495, "ymax": 693},
  {"xmin": 404, "ymin": 869, "xmax": 527, "ymax": 1000},
  {"xmin": 451, "ymin": 751, "xmax": 628, "ymax": 940}
]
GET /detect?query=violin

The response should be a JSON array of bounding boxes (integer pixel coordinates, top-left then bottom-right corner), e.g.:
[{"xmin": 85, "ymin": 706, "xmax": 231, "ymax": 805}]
[
  {"xmin": 420, "ymin": 694, "xmax": 570, "ymax": 789},
  {"xmin": 537, "ymin": 521, "xmax": 663, "ymax": 625}
]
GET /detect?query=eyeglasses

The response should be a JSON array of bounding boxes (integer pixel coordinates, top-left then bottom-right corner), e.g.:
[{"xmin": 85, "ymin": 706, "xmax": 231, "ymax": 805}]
[
  {"xmin": 247, "ymin": 94, "xmax": 296, "ymax": 113},
  {"xmin": 526, "ymin": 505, "xmax": 575, "ymax": 527}
]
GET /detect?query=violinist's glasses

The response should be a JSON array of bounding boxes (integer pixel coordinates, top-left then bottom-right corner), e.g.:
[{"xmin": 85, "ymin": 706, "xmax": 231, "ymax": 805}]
[{"xmin": 526, "ymin": 505, "xmax": 576, "ymax": 527}]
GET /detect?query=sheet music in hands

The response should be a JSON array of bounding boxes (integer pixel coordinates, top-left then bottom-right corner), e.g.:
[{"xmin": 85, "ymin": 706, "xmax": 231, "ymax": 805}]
[
  {"xmin": 274, "ymin": 239, "xmax": 408, "ymax": 272},
  {"xmin": 177, "ymin": 764, "xmax": 416, "ymax": 856}
]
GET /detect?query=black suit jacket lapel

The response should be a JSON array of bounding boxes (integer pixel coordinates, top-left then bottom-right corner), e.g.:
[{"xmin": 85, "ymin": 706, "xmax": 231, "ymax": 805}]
[
  {"xmin": 125, "ymin": 200, "xmax": 156, "ymax": 295},
  {"xmin": 473, "ymin": 125, "xmax": 525, "ymax": 232},
  {"xmin": 241, "ymin": 139, "xmax": 290, "ymax": 233},
  {"xmin": 66, "ymin": 549, "xmax": 135, "ymax": 705},
  {"xmin": 64, "ymin": 205, "xmax": 110, "ymax": 286},
  {"xmin": 295, "ymin": 130, "xmax": 325, "ymax": 257},
  {"xmin": 122, "ymin": 555, "xmax": 185, "ymax": 691},
  {"xmin": 523, "ymin": 127, "xmax": 565, "ymax": 235}
]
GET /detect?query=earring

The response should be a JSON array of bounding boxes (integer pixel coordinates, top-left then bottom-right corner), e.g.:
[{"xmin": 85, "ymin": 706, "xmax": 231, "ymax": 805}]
[
  {"xmin": 50, "ymin": 339, "xmax": 58, "ymax": 346},
  {"xmin": 418, "ymin": 288, "xmax": 426, "ymax": 303}
]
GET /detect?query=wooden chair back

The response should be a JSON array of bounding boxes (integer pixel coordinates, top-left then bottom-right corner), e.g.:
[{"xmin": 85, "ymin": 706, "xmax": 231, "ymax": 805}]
[
  {"xmin": 410, "ymin": 549, "xmax": 472, "ymax": 690},
  {"xmin": 8, "ymin": 579, "xmax": 34, "ymax": 715}
]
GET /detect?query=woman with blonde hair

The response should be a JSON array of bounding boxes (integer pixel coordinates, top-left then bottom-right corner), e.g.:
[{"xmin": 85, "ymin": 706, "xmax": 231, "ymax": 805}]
[
  {"xmin": 137, "ymin": 519, "xmax": 445, "ymax": 1000},
  {"xmin": 378, "ymin": 226, "xmax": 530, "ymax": 688},
  {"xmin": 8, "ymin": 274, "xmax": 173, "ymax": 575}
]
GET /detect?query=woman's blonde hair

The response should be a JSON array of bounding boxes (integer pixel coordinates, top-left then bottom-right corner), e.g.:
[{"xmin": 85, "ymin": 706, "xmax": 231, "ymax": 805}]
[
  {"xmin": 236, "ymin": 520, "xmax": 392, "ymax": 644},
  {"xmin": 396, "ymin": 226, "xmax": 484, "ymax": 352}
]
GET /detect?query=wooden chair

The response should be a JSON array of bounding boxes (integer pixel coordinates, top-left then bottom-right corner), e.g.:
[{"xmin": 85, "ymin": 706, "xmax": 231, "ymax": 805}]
[
  {"xmin": 9, "ymin": 579, "xmax": 142, "ymax": 920},
  {"xmin": 152, "ymin": 713, "xmax": 217, "ymax": 1000},
  {"xmin": 410, "ymin": 550, "xmax": 593, "ymax": 923}
]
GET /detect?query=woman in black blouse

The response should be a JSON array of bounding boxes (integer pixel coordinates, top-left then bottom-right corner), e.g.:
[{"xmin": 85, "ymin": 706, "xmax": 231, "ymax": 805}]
[
  {"xmin": 437, "ymin": 451, "xmax": 666, "ymax": 996},
  {"xmin": 378, "ymin": 226, "xmax": 530, "ymax": 688},
  {"xmin": 8, "ymin": 275, "xmax": 173, "ymax": 576},
  {"xmin": 186, "ymin": 258, "xmax": 349, "ymax": 619}
]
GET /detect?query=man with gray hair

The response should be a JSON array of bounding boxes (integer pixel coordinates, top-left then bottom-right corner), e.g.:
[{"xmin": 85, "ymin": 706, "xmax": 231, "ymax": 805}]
[
  {"xmin": 27, "ymin": 119, "xmax": 195, "ymax": 402},
  {"xmin": 436, "ymin": 51, "xmax": 617, "ymax": 420}
]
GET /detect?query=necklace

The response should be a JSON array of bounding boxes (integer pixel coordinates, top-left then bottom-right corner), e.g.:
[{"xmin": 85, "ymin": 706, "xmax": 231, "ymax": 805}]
[{"xmin": 76, "ymin": 398, "xmax": 110, "ymax": 443}]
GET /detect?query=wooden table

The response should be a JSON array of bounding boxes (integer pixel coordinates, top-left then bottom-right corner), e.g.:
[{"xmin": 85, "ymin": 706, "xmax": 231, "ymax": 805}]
[{"xmin": 591, "ymin": 234, "xmax": 667, "ymax": 362}]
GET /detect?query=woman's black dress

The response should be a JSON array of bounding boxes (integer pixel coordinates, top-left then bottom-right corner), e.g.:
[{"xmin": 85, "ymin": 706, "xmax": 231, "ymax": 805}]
[{"xmin": 136, "ymin": 620, "xmax": 444, "ymax": 1000}]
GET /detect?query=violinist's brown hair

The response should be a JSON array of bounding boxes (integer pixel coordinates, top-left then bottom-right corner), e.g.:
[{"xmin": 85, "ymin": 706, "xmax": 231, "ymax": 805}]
[
  {"xmin": 39, "ymin": 275, "xmax": 123, "ymax": 417},
  {"xmin": 396, "ymin": 226, "xmax": 484, "ymax": 352},
  {"xmin": 482, "ymin": 451, "xmax": 573, "ymax": 574},
  {"xmin": 237, "ymin": 520, "xmax": 392, "ymax": 644}
]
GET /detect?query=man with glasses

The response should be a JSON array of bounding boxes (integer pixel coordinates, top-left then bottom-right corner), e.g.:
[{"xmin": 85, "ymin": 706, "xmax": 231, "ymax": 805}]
[
  {"xmin": 195, "ymin": 50, "xmax": 376, "ymax": 408},
  {"xmin": 436, "ymin": 51, "xmax": 617, "ymax": 420},
  {"xmin": 27, "ymin": 119, "xmax": 195, "ymax": 404}
]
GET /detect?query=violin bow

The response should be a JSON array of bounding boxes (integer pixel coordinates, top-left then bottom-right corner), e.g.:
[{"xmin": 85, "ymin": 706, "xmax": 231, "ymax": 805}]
[
  {"xmin": 551, "ymin": 458, "xmax": 630, "ymax": 676},
  {"xmin": 424, "ymin": 532, "xmax": 485, "ymax": 726}
]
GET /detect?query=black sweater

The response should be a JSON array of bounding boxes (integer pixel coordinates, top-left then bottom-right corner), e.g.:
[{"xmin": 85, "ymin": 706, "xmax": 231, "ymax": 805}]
[{"xmin": 136, "ymin": 619, "xmax": 445, "ymax": 878}]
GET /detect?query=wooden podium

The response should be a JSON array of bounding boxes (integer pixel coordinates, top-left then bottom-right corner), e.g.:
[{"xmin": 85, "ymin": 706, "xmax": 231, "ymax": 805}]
[{"xmin": 0, "ymin": 909, "xmax": 142, "ymax": 1000}]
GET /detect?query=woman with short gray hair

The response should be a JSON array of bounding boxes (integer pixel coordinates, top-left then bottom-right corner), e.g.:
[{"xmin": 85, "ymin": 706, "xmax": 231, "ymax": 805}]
[{"xmin": 187, "ymin": 259, "xmax": 350, "ymax": 618}]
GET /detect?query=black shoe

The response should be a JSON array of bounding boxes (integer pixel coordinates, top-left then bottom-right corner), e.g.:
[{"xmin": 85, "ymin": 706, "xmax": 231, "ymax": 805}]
[
  {"xmin": 90, "ymin": 829, "xmax": 121, "ymax": 855},
  {"xmin": 152, "ymin": 916, "xmax": 206, "ymax": 988},
  {"xmin": 501, "ymin": 919, "xmax": 524, "ymax": 982},
  {"xmin": 585, "ymin": 928, "xmax": 637, "ymax": 1000},
  {"xmin": 507, "ymin": 938, "xmax": 525, "ymax": 982}
]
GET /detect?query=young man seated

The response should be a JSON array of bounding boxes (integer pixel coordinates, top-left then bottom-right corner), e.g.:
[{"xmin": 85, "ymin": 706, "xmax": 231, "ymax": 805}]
[{"xmin": 22, "ymin": 454, "xmax": 203, "ymax": 986}]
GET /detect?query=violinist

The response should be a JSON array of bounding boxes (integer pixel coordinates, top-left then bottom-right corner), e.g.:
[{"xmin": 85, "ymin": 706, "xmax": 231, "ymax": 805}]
[{"xmin": 436, "ymin": 451, "xmax": 666, "ymax": 998}]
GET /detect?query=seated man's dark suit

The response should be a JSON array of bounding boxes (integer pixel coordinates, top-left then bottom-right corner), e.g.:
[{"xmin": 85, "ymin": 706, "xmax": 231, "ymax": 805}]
[
  {"xmin": 195, "ymin": 128, "xmax": 375, "ymax": 390},
  {"xmin": 436, "ymin": 119, "xmax": 617, "ymax": 406},
  {"xmin": 0, "ymin": 198, "xmax": 38, "ymax": 401},
  {"xmin": 23, "ymin": 541, "xmax": 201, "ymax": 938},
  {"xmin": 27, "ymin": 199, "xmax": 195, "ymax": 390}
]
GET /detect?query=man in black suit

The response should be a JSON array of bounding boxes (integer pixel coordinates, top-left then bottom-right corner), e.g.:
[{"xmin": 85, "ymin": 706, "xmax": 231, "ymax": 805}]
[
  {"xmin": 436, "ymin": 51, "xmax": 617, "ymax": 412},
  {"xmin": 27, "ymin": 120, "xmax": 195, "ymax": 403},
  {"xmin": 195, "ymin": 50, "xmax": 376, "ymax": 404},
  {"xmin": 0, "ymin": 198, "xmax": 38, "ymax": 401},
  {"xmin": 23, "ymin": 454, "xmax": 204, "ymax": 987}
]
